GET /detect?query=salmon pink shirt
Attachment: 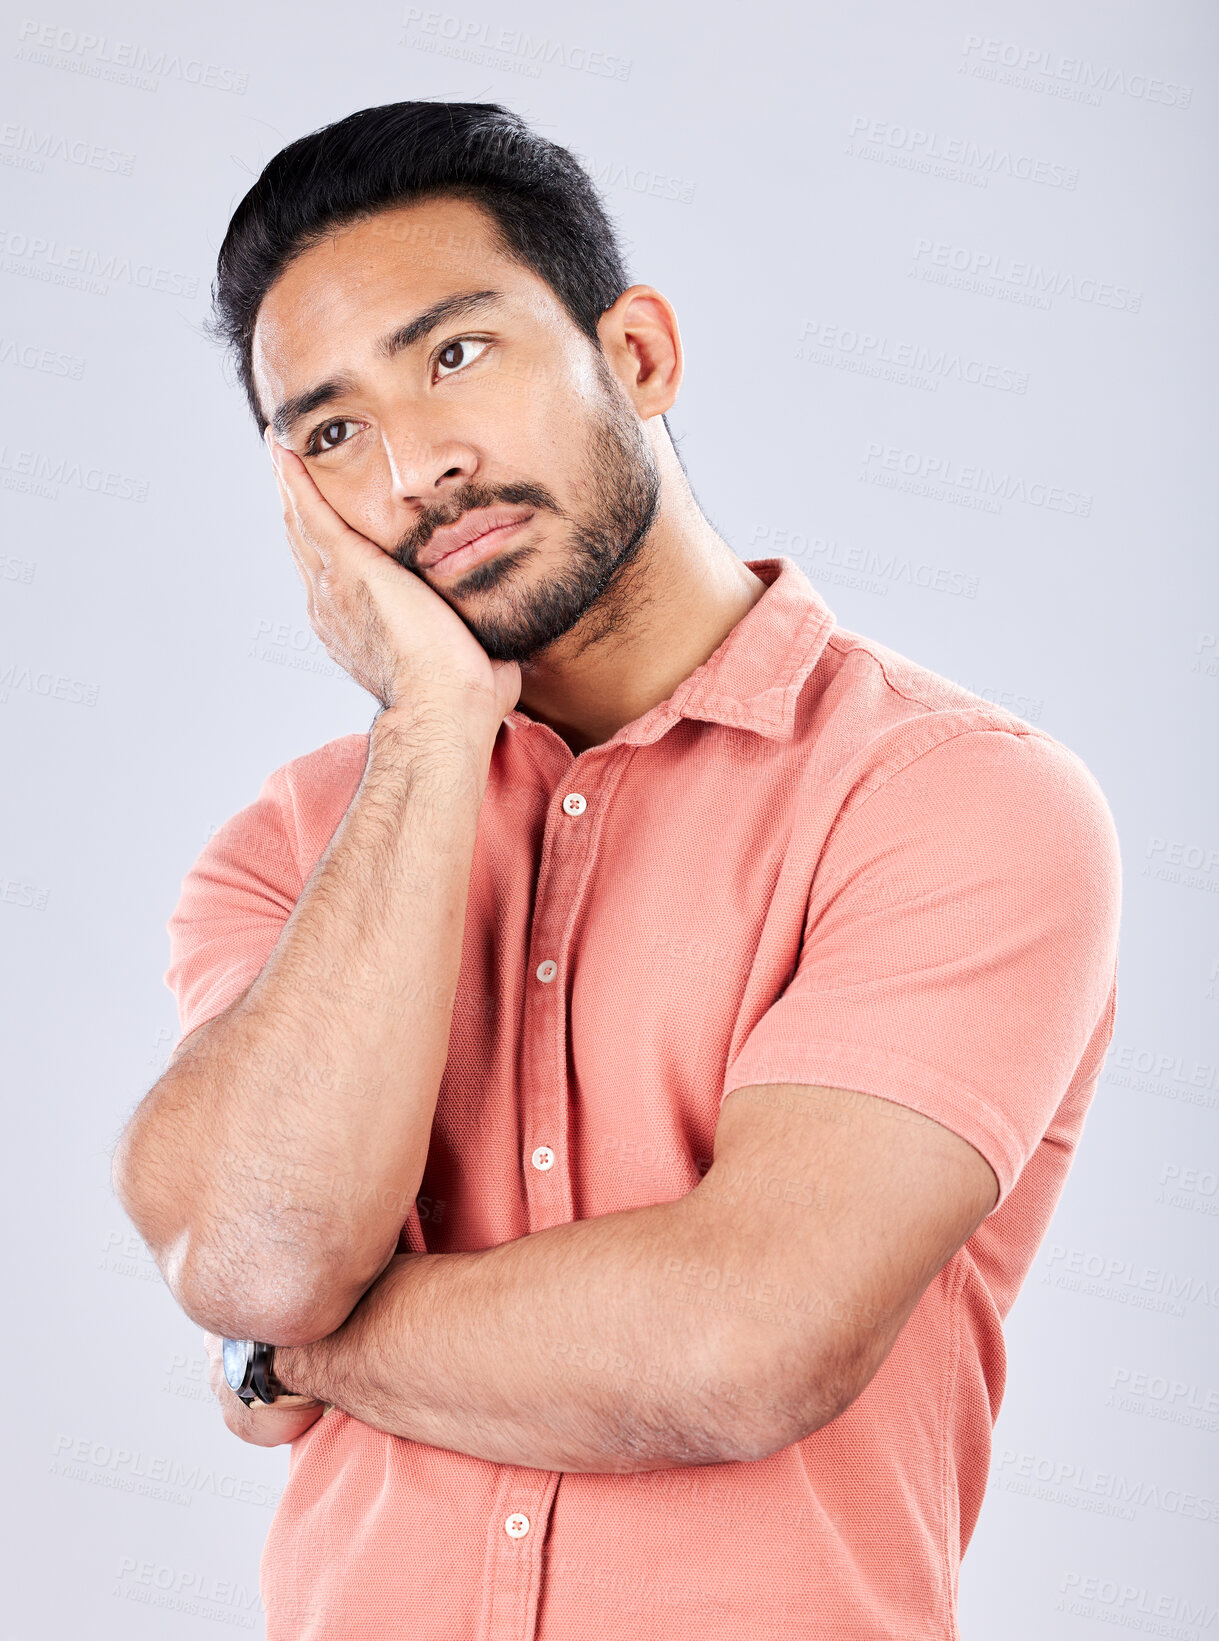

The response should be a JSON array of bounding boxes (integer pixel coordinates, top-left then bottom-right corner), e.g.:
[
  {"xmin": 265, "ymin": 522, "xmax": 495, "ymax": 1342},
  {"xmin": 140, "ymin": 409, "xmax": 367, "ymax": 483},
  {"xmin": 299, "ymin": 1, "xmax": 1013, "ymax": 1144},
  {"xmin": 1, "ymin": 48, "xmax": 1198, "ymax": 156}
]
[{"xmin": 165, "ymin": 557, "xmax": 1121, "ymax": 1640}]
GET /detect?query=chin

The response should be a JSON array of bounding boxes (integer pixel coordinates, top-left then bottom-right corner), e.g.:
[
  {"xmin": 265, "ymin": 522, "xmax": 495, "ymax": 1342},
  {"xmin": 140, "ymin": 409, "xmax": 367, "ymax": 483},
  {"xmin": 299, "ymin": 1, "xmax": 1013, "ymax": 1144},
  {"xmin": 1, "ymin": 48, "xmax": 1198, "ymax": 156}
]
[{"xmin": 445, "ymin": 542, "xmax": 539, "ymax": 598}]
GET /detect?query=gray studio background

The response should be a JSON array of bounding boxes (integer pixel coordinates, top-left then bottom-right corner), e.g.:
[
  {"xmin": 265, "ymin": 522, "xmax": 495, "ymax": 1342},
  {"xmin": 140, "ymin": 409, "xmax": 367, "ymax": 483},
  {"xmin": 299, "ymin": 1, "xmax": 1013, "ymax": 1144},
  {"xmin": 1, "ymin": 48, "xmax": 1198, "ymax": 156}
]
[{"xmin": 2, "ymin": 1, "xmax": 1216, "ymax": 1635}]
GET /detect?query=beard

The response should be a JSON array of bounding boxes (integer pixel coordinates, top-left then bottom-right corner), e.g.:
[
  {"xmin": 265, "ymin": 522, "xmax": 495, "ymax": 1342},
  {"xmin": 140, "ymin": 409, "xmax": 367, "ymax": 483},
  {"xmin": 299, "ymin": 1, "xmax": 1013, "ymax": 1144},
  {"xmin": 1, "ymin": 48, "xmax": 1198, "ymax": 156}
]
[{"xmin": 388, "ymin": 356, "xmax": 662, "ymax": 663}]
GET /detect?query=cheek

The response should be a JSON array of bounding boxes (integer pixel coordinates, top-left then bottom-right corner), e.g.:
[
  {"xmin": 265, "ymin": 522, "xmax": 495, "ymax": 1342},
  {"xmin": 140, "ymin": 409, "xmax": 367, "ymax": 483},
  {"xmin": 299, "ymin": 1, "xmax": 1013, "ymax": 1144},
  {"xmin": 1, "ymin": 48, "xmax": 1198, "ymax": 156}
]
[
  {"xmin": 310, "ymin": 461, "xmax": 398, "ymax": 549},
  {"xmin": 482, "ymin": 356, "xmax": 587, "ymax": 456},
  {"xmin": 502, "ymin": 389, "xmax": 589, "ymax": 477}
]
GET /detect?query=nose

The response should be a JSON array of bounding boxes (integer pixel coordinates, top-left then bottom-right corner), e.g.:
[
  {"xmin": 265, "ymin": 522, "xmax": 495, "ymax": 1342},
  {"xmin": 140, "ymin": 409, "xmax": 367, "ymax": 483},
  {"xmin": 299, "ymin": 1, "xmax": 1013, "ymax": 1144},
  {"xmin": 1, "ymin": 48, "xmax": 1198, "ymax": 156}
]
[{"xmin": 382, "ymin": 418, "xmax": 478, "ymax": 504}]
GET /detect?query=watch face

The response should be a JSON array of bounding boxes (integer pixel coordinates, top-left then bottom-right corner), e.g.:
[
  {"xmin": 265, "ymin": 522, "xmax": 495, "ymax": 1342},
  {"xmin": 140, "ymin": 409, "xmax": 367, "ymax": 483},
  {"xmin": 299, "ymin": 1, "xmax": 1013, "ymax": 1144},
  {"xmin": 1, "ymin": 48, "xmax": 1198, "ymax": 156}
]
[{"xmin": 222, "ymin": 1337, "xmax": 253, "ymax": 1393}]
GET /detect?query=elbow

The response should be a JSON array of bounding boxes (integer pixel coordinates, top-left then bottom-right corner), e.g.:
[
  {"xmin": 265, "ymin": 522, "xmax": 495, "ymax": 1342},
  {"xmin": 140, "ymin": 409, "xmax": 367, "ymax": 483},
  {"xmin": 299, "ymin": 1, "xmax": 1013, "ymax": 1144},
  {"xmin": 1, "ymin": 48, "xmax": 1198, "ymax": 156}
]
[
  {"xmin": 712, "ymin": 1333, "xmax": 872, "ymax": 1463},
  {"xmin": 111, "ymin": 1091, "xmax": 198, "ymax": 1257},
  {"xmin": 110, "ymin": 1117, "xmax": 157, "ymax": 1234},
  {"xmin": 112, "ymin": 1105, "xmax": 395, "ymax": 1344},
  {"xmin": 174, "ymin": 1226, "xmax": 400, "ymax": 1345},
  {"xmin": 173, "ymin": 1241, "xmax": 366, "ymax": 1346}
]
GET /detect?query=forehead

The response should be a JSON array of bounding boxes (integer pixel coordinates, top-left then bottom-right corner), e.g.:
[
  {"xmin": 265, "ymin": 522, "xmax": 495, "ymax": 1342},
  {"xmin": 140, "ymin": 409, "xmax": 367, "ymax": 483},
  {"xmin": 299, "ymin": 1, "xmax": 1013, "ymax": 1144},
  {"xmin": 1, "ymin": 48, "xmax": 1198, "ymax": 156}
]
[{"xmin": 251, "ymin": 196, "xmax": 560, "ymax": 410}]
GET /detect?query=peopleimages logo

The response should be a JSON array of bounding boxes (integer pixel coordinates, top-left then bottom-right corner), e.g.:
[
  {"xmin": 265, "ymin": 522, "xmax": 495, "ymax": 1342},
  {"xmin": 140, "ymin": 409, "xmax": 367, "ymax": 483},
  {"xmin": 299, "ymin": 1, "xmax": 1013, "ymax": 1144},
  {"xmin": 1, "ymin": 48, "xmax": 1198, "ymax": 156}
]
[
  {"xmin": 1106, "ymin": 1042, "xmax": 1219, "ymax": 1113},
  {"xmin": 747, "ymin": 523, "xmax": 980, "ymax": 600},
  {"xmin": 0, "ymin": 553, "xmax": 37, "ymax": 584},
  {"xmin": 400, "ymin": 8, "xmax": 632, "ymax": 81},
  {"xmin": 1043, "ymin": 1243, "xmax": 1219, "ymax": 1315},
  {"xmin": 0, "ymin": 226, "xmax": 198, "ymax": 298},
  {"xmin": 15, "ymin": 20, "xmax": 248, "ymax": 93},
  {"xmin": 1137, "ymin": 835, "xmax": 1219, "ymax": 899},
  {"xmin": 1158, "ymin": 1162, "xmax": 1219, "ymax": 1218},
  {"xmin": 960, "ymin": 35, "xmax": 1192, "ymax": 110},
  {"xmin": 0, "ymin": 334, "xmax": 84, "ymax": 378},
  {"xmin": 0, "ymin": 121, "xmax": 135, "ymax": 175},
  {"xmin": 573, "ymin": 151, "xmax": 695, "ymax": 204},
  {"xmin": 0, "ymin": 660, "xmax": 100, "ymax": 706},
  {"xmin": 796, "ymin": 319, "xmax": 1028, "ymax": 395},
  {"xmin": 50, "ymin": 1433, "xmax": 281, "ymax": 1510},
  {"xmin": 846, "ymin": 114, "xmax": 1079, "ymax": 189},
  {"xmin": 993, "ymin": 1448, "xmax": 1219, "ymax": 1525},
  {"xmin": 1057, "ymin": 1574, "xmax": 1216, "ymax": 1631},
  {"xmin": 909, "ymin": 237, "xmax": 1142, "ymax": 314},
  {"xmin": 1, "ymin": 875, "xmax": 49, "ymax": 909},
  {"xmin": 112, "ymin": 1556, "xmax": 260, "ymax": 1627},
  {"xmin": 1107, "ymin": 1366, "xmax": 1219, "ymax": 1434},
  {"xmin": 860, "ymin": 443, "xmax": 1093, "ymax": 518},
  {"xmin": 0, "ymin": 444, "xmax": 149, "ymax": 502}
]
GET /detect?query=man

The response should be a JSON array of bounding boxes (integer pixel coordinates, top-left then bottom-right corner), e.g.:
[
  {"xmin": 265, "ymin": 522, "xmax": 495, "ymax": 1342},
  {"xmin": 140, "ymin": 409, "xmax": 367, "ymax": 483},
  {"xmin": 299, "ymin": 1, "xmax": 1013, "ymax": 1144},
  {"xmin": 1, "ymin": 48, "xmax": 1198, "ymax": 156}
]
[{"xmin": 113, "ymin": 101, "xmax": 1121, "ymax": 1640}]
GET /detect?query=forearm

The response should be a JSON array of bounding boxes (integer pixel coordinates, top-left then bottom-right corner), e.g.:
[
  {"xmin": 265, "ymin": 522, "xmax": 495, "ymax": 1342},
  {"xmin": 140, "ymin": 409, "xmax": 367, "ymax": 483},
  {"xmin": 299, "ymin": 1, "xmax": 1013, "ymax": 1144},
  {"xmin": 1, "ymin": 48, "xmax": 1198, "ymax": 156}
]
[
  {"xmin": 274, "ymin": 1197, "xmax": 782, "ymax": 1472},
  {"xmin": 116, "ymin": 700, "xmax": 497, "ymax": 1341}
]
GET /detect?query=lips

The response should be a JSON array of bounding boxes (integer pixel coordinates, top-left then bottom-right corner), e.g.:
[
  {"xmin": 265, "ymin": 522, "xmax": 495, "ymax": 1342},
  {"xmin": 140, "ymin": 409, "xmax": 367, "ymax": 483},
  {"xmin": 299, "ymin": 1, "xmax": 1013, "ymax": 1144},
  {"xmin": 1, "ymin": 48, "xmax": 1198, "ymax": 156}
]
[{"xmin": 417, "ymin": 505, "xmax": 536, "ymax": 570}]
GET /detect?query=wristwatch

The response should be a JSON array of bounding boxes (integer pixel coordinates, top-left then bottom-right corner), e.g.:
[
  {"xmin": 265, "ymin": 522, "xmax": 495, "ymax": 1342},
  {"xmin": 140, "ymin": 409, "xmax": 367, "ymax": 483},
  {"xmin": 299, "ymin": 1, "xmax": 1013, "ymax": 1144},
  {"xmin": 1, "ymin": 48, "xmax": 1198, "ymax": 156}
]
[{"xmin": 221, "ymin": 1337, "xmax": 311, "ymax": 1408}]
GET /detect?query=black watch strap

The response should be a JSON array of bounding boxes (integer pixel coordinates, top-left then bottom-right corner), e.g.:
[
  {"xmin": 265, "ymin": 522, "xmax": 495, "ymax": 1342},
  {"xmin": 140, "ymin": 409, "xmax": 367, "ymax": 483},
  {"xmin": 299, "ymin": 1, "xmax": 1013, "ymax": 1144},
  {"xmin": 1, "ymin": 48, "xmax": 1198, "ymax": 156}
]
[{"xmin": 248, "ymin": 1341, "xmax": 285, "ymax": 1405}]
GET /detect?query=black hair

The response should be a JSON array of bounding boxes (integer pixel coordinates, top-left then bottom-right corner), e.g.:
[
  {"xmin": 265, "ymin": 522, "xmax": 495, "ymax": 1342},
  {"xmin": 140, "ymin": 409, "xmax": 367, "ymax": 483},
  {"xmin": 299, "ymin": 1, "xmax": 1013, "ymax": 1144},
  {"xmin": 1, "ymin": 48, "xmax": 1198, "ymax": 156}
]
[{"xmin": 210, "ymin": 100, "xmax": 632, "ymax": 430}]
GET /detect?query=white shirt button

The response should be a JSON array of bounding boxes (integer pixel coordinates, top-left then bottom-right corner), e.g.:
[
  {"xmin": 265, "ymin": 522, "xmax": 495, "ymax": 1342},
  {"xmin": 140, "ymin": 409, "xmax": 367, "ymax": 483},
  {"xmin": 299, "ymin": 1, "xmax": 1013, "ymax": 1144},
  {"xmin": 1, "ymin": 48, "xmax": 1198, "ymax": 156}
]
[
  {"xmin": 562, "ymin": 792, "xmax": 587, "ymax": 816},
  {"xmin": 504, "ymin": 1513, "xmax": 530, "ymax": 1538},
  {"xmin": 531, "ymin": 1146, "xmax": 555, "ymax": 1172},
  {"xmin": 536, "ymin": 959, "xmax": 557, "ymax": 983}
]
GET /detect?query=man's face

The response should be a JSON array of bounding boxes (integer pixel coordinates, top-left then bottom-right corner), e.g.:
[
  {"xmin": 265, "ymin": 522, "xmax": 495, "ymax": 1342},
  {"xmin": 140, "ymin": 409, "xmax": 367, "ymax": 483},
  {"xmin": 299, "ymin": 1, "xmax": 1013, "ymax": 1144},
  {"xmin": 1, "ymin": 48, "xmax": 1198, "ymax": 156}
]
[{"xmin": 251, "ymin": 197, "xmax": 661, "ymax": 663}]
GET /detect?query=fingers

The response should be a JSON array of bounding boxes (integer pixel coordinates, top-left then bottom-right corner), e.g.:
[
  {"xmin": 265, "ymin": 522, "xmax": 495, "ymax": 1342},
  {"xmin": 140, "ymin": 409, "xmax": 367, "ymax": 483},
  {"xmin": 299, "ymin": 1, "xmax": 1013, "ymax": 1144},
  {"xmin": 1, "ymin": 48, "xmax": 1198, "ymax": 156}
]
[
  {"xmin": 281, "ymin": 519, "xmax": 319, "ymax": 630},
  {"xmin": 265, "ymin": 431, "xmax": 381, "ymax": 579},
  {"xmin": 222, "ymin": 1391, "xmax": 326, "ymax": 1447},
  {"xmin": 264, "ymin": 434, "xmax": 335, "ymax": 631},
  {"xmin": 231, "ymin": 1400, "xmax": 327, "ymax": 1448},
  {"xmin": 262, "ymin": 429, "xmax": 433, "ymax": 708},
  {"xmin": 266, "ymin": 431, "xmax": 324, "ymax": 579}
]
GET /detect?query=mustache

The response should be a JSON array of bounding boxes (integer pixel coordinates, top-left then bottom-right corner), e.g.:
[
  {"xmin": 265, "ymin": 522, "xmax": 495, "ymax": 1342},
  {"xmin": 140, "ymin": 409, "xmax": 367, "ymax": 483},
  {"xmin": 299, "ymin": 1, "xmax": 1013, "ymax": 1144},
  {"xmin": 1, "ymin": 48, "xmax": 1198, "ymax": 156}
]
[{"xmin": 392, "ymin": 480, "xmax": 564, "ymax": 566}]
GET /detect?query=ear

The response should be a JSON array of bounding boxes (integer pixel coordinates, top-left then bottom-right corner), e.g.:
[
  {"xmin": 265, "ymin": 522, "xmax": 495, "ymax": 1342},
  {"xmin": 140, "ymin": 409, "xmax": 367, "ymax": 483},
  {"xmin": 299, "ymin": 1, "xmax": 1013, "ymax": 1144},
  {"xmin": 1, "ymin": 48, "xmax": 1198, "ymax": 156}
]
[{"xmin": 595, "ymin": 285, "xmax": 683, "ymax": 418}]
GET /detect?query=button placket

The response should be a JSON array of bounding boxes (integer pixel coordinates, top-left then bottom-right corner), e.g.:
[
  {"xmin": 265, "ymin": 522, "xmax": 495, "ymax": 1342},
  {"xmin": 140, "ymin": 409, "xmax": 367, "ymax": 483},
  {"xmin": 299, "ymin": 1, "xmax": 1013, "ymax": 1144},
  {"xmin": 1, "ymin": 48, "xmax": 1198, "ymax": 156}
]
[
  {"xmin": 520, "ymin": 759, "xmax": 611, "ymax": 1235},
  {"xmin": 523, "ymin": 869, "xmax": 573, "ymax": 1228},
  {"xmin": 479, "ymin": 1467, "xmax": 560, "ymax": 1641}
]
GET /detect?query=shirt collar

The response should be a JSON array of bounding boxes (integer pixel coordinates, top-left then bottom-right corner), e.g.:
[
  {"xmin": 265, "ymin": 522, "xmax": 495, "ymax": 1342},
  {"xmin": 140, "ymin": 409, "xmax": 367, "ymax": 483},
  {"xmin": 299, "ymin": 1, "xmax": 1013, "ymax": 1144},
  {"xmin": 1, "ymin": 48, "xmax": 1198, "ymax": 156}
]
[{"xmin": 504, "ymin": 557, "xmax": 837, "ymax": 748}]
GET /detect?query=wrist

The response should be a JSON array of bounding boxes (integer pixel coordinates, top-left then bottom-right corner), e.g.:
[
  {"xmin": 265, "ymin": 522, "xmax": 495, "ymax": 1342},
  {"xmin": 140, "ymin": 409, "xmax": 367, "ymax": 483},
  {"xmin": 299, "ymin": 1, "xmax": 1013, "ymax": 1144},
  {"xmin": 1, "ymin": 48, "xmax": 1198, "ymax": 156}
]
[
  {"xmin": 270, "ymin": 1339, "xmax": 331, "ymax": 1404},
  {"xmin": 270, "ymin": 1341, "xmax": 312, "ymax": 1400},
  {"xmin": 373, "ymin": 695, "xmax": 500, "ymax": 753},
  {"xmin": 221, "ymin": 1336, "xmax": 319, "ymax": 1408}
]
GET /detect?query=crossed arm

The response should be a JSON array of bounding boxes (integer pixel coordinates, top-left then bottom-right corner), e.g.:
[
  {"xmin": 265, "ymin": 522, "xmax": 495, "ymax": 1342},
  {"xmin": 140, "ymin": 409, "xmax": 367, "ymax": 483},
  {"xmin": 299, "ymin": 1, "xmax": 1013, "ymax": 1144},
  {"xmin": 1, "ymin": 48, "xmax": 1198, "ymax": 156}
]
[{"xmin": 206, "ymin": 1078, "xmax": 998, "ymax": 1471}]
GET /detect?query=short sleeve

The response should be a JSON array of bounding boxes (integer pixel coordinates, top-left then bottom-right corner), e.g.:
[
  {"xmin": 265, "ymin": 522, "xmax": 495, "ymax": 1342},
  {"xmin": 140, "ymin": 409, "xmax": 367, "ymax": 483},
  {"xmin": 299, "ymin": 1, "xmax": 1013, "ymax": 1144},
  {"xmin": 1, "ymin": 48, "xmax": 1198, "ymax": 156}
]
[
  {"xmin": 163, "ymin": 766, "xmax": 303, "ymax": 1049},
  {"xmin": 721, "ymin": 728, "xmax": 1122, "ymax": 1205}
]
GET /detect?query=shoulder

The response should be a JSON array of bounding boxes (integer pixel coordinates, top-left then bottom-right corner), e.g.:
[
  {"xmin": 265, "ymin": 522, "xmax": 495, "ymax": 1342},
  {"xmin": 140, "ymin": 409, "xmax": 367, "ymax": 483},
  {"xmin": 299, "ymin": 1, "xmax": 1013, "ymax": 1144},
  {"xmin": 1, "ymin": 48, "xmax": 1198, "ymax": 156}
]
[
  {"xmin": 881, "ymin": 724, "xmax": 1121, "ymax": 884},
  {"xmin": 259, "ymin": 731, "xmax": 371, "ymax": 870},
  {"xmin": 815, "ymin": 623, "xmax": 1047, "ymax": 736},
  {"xmin": 173, "ymin": 731, "xmax": 369, "ymax": 907},
  {"xmin": 797, "ymin": 626, "xmax": 1120, "ymax": 897},
  {"xmin": 270, "ymin": 730, "xmax": 370, "ymax": 812},
  {"xmin": 807, "ymin": 625, "xmax": 1105, "ymax": 806}
]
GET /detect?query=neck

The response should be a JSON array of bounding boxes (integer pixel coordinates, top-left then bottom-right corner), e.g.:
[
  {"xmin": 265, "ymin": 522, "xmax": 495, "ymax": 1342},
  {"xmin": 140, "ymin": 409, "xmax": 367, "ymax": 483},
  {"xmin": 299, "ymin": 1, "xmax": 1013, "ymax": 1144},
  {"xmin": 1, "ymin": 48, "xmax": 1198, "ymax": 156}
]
[{"xmin": 514, "ymin": 432, "xmax": 767, "ymax": 755}]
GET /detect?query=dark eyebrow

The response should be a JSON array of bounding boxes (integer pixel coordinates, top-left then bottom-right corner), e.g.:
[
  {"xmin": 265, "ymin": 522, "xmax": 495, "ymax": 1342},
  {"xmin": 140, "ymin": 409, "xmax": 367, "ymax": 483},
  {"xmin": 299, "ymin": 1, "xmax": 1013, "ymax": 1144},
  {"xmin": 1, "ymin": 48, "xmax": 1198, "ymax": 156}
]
[
  {"xmin": 268, "ymin": 289, "xmax": 504, "ymax": 441},
  {"xmin": 375, "ymin": 288, "xmax": 503, "ymax": 359},
  {"xmin": 270, "ymin": 375, "xmax": 358, "ymax": 442}
]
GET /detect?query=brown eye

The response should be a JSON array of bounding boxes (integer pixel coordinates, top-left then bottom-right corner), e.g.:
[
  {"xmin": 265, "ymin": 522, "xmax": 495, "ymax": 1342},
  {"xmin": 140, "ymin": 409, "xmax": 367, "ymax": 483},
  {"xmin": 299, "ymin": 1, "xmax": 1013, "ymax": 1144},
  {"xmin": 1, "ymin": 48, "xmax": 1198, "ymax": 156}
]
[
  {"xmin": 319, "ymin": 420, "xmax": 354, "ymax": 449},
  {"xmin": 435, "ymin": 337, "xmax": 488, "ymax": 378}
]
